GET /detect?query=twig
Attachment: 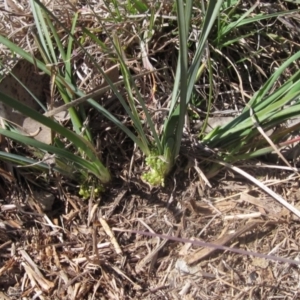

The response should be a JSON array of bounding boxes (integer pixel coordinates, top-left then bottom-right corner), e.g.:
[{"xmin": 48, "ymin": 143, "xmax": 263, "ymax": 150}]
[
  {"xmin": 99, "ymin": 217, "xmax": 122, "ymax": 255},
  {"xmin": 186, "ymin": 221, "xmax": 260, "ymax": 264},
  {"xmin": 224, "ymin": 212, "xmax": 262, "ymax": 220},
  {"xmin": 249, "ymin": 106, "xmax": 297, "ymax": 171},
  {"xmin": 113, "ymin": 226, "xmax": 300, "ymax": 266},
  {"xmin": 135, "ymin": 227, "xmax": 173, "ymax": 273},
  {"xmin": 20, "ymin": 250, "xmax": 54, "ymax": 292},
  {"xmin": 218, "ymin": 161, "xmax": 300, "ymax": 219}
]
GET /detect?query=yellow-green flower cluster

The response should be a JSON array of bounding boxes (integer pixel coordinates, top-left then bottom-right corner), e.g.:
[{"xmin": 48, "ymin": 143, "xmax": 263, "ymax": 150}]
[
  {"xmin": 79, "ymin": 185, "xmax": 103, "ymax": 199},
  {"xmin": 141, "ymin": 150, "xmax": 171, "ymax": 187}
]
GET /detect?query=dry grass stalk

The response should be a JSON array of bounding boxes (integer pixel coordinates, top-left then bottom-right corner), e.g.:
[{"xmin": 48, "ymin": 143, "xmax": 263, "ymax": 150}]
[
  {"xmin": 99, "ymin": 217, "xmax": 122, "ymax": 255},
  {"xmin": 185, "ymin": 221, "xmax": 261, "ymax": 265},
  {"xmin": 20, "ymin": 250, "xmax": 54, "ymax": 292},
  {"xmin": 135, "ymin": 227, "xmax": 173, "ymax": 273}
]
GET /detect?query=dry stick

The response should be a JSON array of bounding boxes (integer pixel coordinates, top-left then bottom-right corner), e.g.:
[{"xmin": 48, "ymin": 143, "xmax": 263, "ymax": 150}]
[
  {"xmin": 109, "ymin": 264, "xmax": 142, "ymax": 290},
  {"xmin": 135, "ymin": 227, "xmax": 173, "ymax": 273},
  {"xmin": 105, "ymin": 190, "xmax": 127, "ymax": 218},
  {"xmin": 219, "ymin": 161, "xmax": 300, "ymax": 219},
  {"xmin": 19, "ymin": 250, "xmax": 54, "ymax": 291},
  {"xmin": 186, "ymin": 221, "xmax": 260, "ymax": 265},
  {"xmin": 43, "ymin": 70, "xmax": 160, "ymax": 117},
  {"xmin": 215, "ymin": 174, "xmax": 300, "ymax": 203},
  {"xmin": 99, "ymin": 217, "xmax": 122, "ymax": 255},
  {"xmin": 0, "ymin": 241, "xmax": 12, "ymax": 250},
  {"xmin": 0, "ymin": 257, "xmax": 15, "ymax": 278},
  {"xmin": 249, "ymin": 106, "xmax": 298, "ymax": 172},
  {"xmin": 113, "ymin": 228, "xmax": 300, "ymax": 266},
  {"xmin": 224, "ymin": 212, "xmax": 262, "ymax": 220}
]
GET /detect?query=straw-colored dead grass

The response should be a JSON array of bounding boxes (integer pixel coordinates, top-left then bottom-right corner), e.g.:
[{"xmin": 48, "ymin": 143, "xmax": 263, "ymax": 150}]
[
  {"xmin": 1, "ymin": 171, "xmax": 300, "ymax": 299},
  {"xmin": 1, "ymin": 1, "xmax": 300, "ymax": 299}
]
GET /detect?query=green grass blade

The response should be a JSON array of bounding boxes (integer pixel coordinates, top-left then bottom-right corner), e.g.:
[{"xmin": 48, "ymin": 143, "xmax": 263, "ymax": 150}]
[
  {"xmin": 86, "ymin": 99, "xmax": 149, "ymax": 154},
  {"xmin": 41, "ymin": 4, "xmax": 66, "ymax": 62},
  {"xmin": 65, "ymin": 12, "xmax": 79, "ymax": 84},
  {"xmin": 203, "ymin": 91, "xmax": 300, "ymax": 147},
  {"xmin": 131, "ymin": 0, "xmax": 148, "ymax": 13},
  {"xmin": 0, "ymin": 91, "xmax": 110, "ymax": 182},
  {"xmin": 0, "ymin": 33, "xmax": 91, "ymax": 140},
  {"xmin": 7, "ymin": 2, "xmax": 154, "ymax": 156},
  {"xmin": 246, "ymin": 51, "xmax": 300, "ymax": 109},
  {"xmin": 165, "ymin": 0, "xmax": 223, "ymax": 158},
  {"xmin": 187, "ymin": 0, "xmax": 223, "ymax": 101},
  {"xmin": 30, "ymin": 0, "xmax": 57, "ymax": 64},
  {"xmin": 220, "ymin": 9, "xmax": 299, "ymax": 37},
  {"xmin": 171, "ymin": 0, "xmax": 189, "ymax": 158},
  {"xmin": 0, "ymin": 129, "xmax": 102, "ymax": 179},
  {"xmin": 0, "ymin": 151, "xmax": 74, "ymax": 177}
]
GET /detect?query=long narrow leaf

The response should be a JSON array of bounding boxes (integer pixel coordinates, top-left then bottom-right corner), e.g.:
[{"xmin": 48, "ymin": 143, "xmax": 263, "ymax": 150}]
[
  {"xmin": 203, "ymin": 92, "xmax": 300, "ymax": 147},
  {"xmin": 0, "ymin": 91, "xmax": 110, "ymax": 182},
  {"xmin": 0, "ymin": 151, "xmax": 74, "ymax": 177},
  {"xmin": 220, "ymin": 9, "xmax": 300, "ymax": 37},
  {"xmin": 30, "ymin": 0, "xmax": 57, "ymax": 64},
  {"xmin": 187, "ymin": 0, "xmax": 223, "ymax": 101},
  {"xmin": 172, "ymin": 0, "xmax": 189, "ymax": 158},
  {"xmin": 246, "ymin": 51, "xmax": 300, "ymax": 110},
  {"xmin": 0, "ymin": 129, "xmax": 102, "ymax": 178}
]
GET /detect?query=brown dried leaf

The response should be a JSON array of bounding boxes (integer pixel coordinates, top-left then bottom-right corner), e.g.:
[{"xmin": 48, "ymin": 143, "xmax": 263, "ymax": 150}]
[{"xmin": 0, "ymin": 60, "xmax": 50, "ymax": 143}]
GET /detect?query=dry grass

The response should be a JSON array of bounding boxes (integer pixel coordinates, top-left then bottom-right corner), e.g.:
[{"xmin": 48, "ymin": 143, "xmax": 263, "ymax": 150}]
[
  {"xmin": 1, "ymin": 0, "xmax": 300, "ymax": 299},
  {"xmin": 1, "ymin": 171, "xmax": 300, "ymax": 299}
]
